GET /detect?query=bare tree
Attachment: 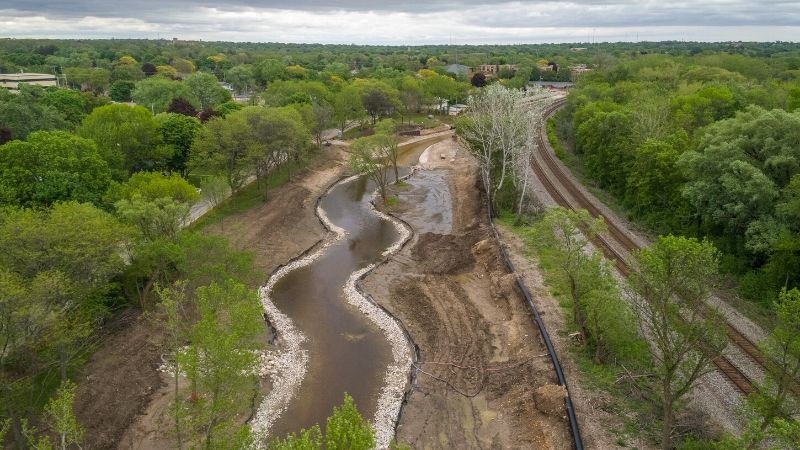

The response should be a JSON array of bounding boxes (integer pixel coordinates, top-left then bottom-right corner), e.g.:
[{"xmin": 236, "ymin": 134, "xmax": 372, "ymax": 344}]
[{"xmin": 457, "ymin": 84, "xmax": 530, "ymax": 214}]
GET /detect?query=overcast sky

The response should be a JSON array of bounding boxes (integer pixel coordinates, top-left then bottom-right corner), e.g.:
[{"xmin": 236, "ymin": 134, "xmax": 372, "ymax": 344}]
[{"xmin": 1, "ymin": 1, "xmax": 799, "ymax": 44}]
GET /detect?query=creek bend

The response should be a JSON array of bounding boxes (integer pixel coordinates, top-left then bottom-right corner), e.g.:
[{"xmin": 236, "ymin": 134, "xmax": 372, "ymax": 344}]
[{"xmin": 257, "ymin": 134, "xmax": 451, "ymax": 445}]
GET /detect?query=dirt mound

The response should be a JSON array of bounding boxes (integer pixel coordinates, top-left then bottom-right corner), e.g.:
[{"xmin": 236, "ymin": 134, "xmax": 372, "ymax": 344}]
[
  {"xmin": 411, "ymin": 232, "xmax": 476, "ymax": 274},
  {"xmin": 534, "ymin": 384, "xmax": 567, "ymax": 417}
]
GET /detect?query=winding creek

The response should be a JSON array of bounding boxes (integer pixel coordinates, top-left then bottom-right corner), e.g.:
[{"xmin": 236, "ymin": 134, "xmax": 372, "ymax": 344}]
[{"xmin": 253, "ymin": 134, "xmax": 451, "ymax": 447}]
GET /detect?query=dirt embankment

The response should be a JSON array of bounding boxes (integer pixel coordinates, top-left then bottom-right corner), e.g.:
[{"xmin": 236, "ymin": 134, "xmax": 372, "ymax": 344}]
[
  {"xmin": 73, "ymin": 147, "xmax": 349, "ymax": 450},
  {"xmin": 363, "ymin": 147, "xmax": 572, "ymax": 449}
]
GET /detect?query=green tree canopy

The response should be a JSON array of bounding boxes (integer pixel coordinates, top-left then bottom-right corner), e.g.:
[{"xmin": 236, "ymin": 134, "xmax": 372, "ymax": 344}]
[
  {"xmin": 132, "ymin": 76, "xmax": 196, "ymax": 114},
  {"xmin": 155, "ymin": 112, "xmax": 202, "ymax": 175},
  {"xmin": 0, "ymin": 131, "xmax": 112, "ymax": 208},
  {"xmin": 185, "ymin": 72, "xmax": 231, "ymax": 110},
  {"xmin": 78, "ymin": 103, "xmax": 171, "ymax": 178}
]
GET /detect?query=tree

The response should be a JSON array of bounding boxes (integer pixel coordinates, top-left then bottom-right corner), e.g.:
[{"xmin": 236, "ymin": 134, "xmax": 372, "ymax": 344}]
[
  {"xmin": 360, "ymin": 82, "xmax": 400, "ymax": 124},
  {"xmin": 191, "ymin": 106, "xmax": 308, "ymax": 197},
  {"xmin": 263, "ymin": 80, "xmax": 331, "ymax": 107},
  {"xmin": 189, "ymin": 114, "xmax": 250, "ymax": 192},
  {"xmin": 111, "ymin": 63, "xmax": 144, "ymax": 83},
  {"xmin": 748, "ymin": 288, "xmax": 800, "ymax": 432},
  {"xmin": 245, "ymin": 107, "xmax": 310, "ymax": 198},
  {"xmin": 157, "ymin": 283, "xmax": 190, "ymax": 449},
  {"xmin": 64, "ymin": 67, "xmax": 110, "ymax": 94},
  {"xmin": 0, "ymin": 202, "xmax": 129, "ymax": 418},
  {"xmin": 167, "ymin": 97, "xmax": 199, "ymax": 117},
  {"xmin": 180, "ymin": 280, "xmax": 262, "ymax": 448},
  {"xmin": 185, "ymin": 72, "xmax": 231, "ymax": 111},
  {"xmin": 41, "ymin": 88, "xmax": 88, "ymax": 127},
  {"xmin": 628, "ymin": 235, "xmax": 726, "ymax": 450},
  {"xmin": 296, "ymin": 101, "xmax": 333, "ymax": 150},
  {"xmin": 333, "ymin": 84, "xmax": 366, "ymax": 133},
  {"xmin": 132, "ymin": 77, "xmax": 196, "ymax": 114},
  {"xmin": 456, "ymin": 83, "xmax": 531, "ymax": 214},
  {"xmin": 78, "ymin": 103, "xmax": 171, "ymax": 178},
  {"xmin": 374, "ymin": 119, "xmax": 400, "ymax": 182},
  {"xmin": 471, "ymin": 72, "xmax": 487, "ymax": 87},
  {"xmin": 116, "ymin": 196, "xmax": 192, "ymax": 241},
  {"xmin": 269, "ymin": 426, "xmax": 322, "ymax": 450},
  {"xmin": 679, "ymin": 106, "xmax": 799, "ymax": 247},
  {"xmin": 533, "ymin": 208, "xmax": 607, "ymax": 340},
  {"xmin": 110, "ymin": 171, "xmax": 200, "ymax": 204},
  {"xmin": 325, "ymin": 394, "xmax": 375, "ymax": 450},
  {"xmin": 171, "ymin": 57, "xmax": 196, "ymax": 75},
  {"xmin": 214, "ymin": 101, "xmax": 243, "ymax": 117},
  {"xmin": 225, "ymin": 65, "xmax": 255, "ymax": 95},
  {"xmin": 142, "ymin": 62, "xmax": 157, "ymax": 77},
  {"xmin": 42, "ymin": 381, "xmax": 84, "ymax": 450},
  {"xmin": 0, "ymin": 86, "xmax": 68, "ymax": 141},
  {"xmin": 397, "ymin": 76, "xmax": 424, "ymax": 123},
  {"xmin": 350, "ymin": 134, "xmax": 392, "ymax": 203},
  {"xmin": 424, "ymin": 74, "xmax": 468, "ymax": 114},
  {"xmin": 253, "ymin": 59, "xmax": 288, "ymax": 87},
  {"xmin": 200, "ymin": 176, "xmax": 231, "ymax": 210},
  {"xmin": 0, "ymin": 131, "xmax": 112, "ymax": 207},
  {"xmin": 156, "ymin": 112, "xmax": 202, "ymax": 175},
  {"xmin": 109, "ymin": 80, "xmax": 136, "ymax": 102}
]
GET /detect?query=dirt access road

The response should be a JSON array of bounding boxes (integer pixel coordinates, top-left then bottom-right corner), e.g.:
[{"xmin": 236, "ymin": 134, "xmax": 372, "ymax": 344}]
[{"xmin": 364, "ymin": 141, "xmax": 572, "ymax": 449}]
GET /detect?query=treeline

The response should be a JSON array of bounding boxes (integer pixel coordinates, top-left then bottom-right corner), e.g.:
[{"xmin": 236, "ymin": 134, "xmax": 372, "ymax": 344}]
[{"xmin": 553, "ymin": 52, "xmax": 800, "ymax": 308}]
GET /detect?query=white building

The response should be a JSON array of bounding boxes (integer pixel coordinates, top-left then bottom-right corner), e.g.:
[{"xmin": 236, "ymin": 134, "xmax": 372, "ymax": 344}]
[{"xmin": 0, "ymin": 73, "xmax": 58, "ymax": 90}]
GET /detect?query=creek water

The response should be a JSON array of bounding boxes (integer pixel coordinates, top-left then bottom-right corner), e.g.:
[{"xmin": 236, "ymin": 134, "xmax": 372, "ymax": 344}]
[{"xmin": 268, "ymin": 134, "xmax": 450, "ymax": 437}]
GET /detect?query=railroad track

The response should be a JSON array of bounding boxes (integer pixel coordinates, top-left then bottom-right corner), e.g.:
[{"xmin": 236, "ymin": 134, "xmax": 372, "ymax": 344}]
[{"xmin": 532, "ymin": 99, "xmax": 758, "ymax": 396}]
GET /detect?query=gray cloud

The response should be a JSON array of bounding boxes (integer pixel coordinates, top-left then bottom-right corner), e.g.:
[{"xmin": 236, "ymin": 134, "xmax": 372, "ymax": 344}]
[{"xmin": 1, "ymin": 0, "xmax": 799, "ymax": 42}]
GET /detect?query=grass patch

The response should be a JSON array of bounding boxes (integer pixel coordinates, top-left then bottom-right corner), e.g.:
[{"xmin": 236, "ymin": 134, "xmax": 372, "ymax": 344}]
[
  {"xmin": 190, "ymin": 161, "xmax": 305, "ymax": 231},
  {"xmin": 385, "ymin": 196, "xmax": 399, "ymax": 207}
]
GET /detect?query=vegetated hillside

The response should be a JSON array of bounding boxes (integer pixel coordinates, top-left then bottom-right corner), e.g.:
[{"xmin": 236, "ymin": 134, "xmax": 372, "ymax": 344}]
[{"xmin": 551, "ymin": 51, "xmax": 800, "ymax": 310}]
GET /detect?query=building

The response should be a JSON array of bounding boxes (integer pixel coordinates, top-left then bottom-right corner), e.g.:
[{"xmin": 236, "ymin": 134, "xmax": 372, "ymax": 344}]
[
  {"xmin": 528, "ymin": 81, "xmax": 574, "ymax": 90},
  {"xmin": 0, "ymin": 73, "xmax": 58, "ymax": 90},
  {"xmin": 570, "ymin": 64, "xmax": 592, "ymax": 80},
  {"xmin": 474, "ymin": 64, "xmax": 518, "ymax": 78},
  {"xmin": 443, "ymin": 64, "xmax": 470, "ymax": 76}
]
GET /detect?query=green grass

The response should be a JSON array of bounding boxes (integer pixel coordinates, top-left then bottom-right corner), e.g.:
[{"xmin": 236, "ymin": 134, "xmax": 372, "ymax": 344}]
[
  {"xmin": 190, "ymin": 160, "xmax": 306, "ymax": 231},
  {"xmin": 343, "ymin": 125, "xmax": 373, "ymax": 140}
]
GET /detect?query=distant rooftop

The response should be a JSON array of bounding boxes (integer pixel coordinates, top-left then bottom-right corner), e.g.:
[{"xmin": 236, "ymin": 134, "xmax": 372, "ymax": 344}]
[
  {"xmin": 0, "ymin": 72, "xmax": 58, "ymax": 90},
  {"xmin": 443, "ymin": 63, "xmax": 469, "ymax": 75},
  {"xmin": 528, "ymin": 81, "xmax": 574, "ymax": 89},
  {"xmin": 0, "ymin": 73, "xmax": 58, "ymax": 81}
]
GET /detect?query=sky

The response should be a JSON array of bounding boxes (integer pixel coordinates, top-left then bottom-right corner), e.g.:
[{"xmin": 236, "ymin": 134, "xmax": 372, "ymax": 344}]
[{"xmin": 1, "ymin": 0, "xmax": 799, "ymax": 44}]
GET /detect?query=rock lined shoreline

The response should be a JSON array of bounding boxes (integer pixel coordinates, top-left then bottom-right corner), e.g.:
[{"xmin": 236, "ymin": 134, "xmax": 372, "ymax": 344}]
[{"xmin": 250, "ymin": 176, "xmax": 355, "ymax": 444}]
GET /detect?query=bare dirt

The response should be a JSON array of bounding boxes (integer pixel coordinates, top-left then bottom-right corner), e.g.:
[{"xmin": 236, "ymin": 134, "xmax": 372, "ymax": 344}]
[
  {"xmin": 73, "ymin": 146, "xmax": 349, "ymax": 450},
  {"xmin": 363, "ymin": 144, "xmax": 572, "ymax": 449}
]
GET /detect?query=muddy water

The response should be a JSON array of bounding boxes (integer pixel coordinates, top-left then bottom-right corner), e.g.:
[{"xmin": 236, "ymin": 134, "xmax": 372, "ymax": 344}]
[{"xmin": 268, "ymin": 133, "xmax": 450, "ymax": 437}]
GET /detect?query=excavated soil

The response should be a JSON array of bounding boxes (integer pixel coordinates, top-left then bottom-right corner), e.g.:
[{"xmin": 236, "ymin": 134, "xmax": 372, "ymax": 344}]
[
  {"xmin": 363, "ymin": 146, "xmax": 572, "ymax": 449},
  {"xmin": 73, "ymin": 147, "xmax": 348, "ymax": 450}
]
